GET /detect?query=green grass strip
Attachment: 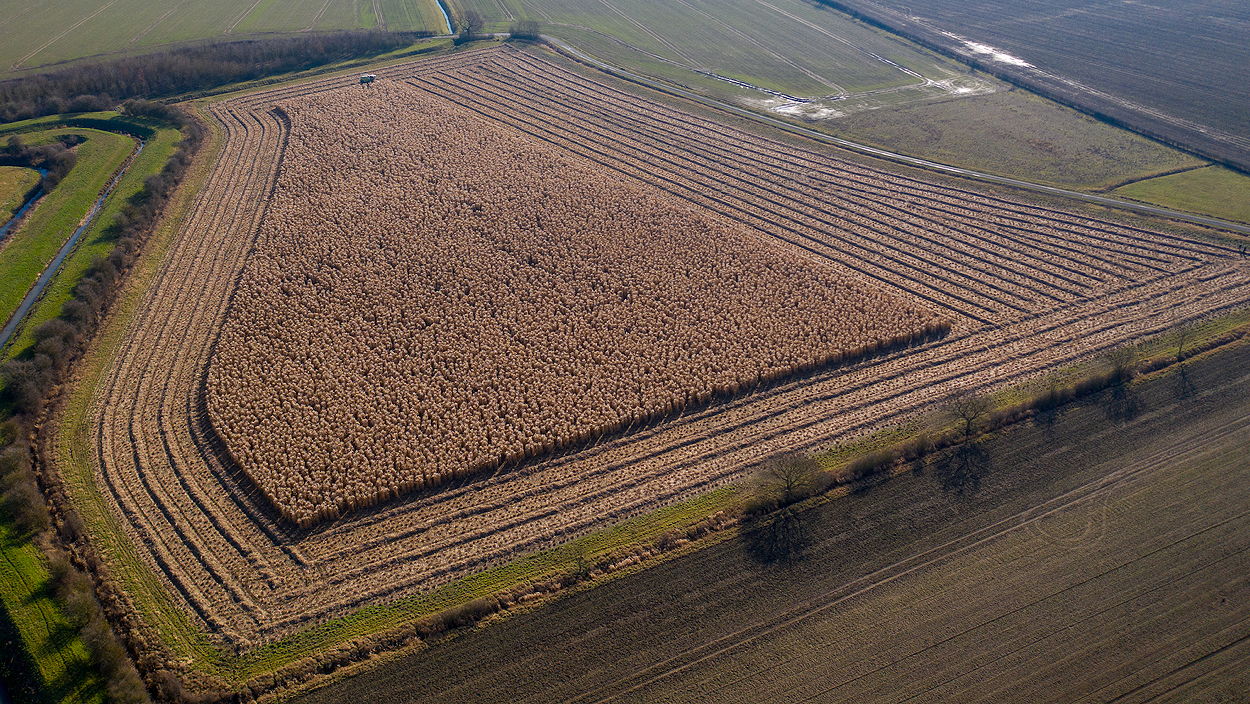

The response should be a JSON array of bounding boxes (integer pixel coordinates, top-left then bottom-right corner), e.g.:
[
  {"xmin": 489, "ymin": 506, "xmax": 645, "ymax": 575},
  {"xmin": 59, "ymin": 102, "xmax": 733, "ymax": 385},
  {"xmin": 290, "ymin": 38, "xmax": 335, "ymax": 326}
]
[
  {"xmin": 0, "ymin": 522, "xmax": 105, "ymax": 703},
  {"xmin": 4, "ymin": 126, "xmax": 182, "ymax": 359},
  {"xmin": 0, "ymin": 128, "xmax": 135, "ymax": 331},
  {"xmin": 0, "ymin": 166, "xmax": 40, "ymax": 221}
]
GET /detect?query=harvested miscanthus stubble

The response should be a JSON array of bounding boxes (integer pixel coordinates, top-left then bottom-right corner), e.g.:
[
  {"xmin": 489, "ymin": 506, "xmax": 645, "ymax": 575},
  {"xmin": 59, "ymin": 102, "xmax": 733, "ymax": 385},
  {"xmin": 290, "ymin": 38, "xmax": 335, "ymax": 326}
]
[{"xmin": 204, "ymin": 81, "xmax": 945, "ymax": 526}]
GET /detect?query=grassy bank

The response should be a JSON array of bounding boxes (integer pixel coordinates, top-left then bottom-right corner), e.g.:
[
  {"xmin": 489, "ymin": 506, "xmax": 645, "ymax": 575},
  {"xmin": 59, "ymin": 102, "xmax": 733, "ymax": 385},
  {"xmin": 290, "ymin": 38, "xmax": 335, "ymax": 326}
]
[
  {"xmin": 3, "ymin": 126, "xmax": 181, "ymax": 358},
  {"xmin": 0, "ymin": 128, "xmax": 135, "ymax": 330},
  {"xmin": 0, "ymin": 522, "xmax": 104, "ymax": 704},
  {"xmin": 0, "ymin": 166, "xmax": 40, "ymax": 221}
]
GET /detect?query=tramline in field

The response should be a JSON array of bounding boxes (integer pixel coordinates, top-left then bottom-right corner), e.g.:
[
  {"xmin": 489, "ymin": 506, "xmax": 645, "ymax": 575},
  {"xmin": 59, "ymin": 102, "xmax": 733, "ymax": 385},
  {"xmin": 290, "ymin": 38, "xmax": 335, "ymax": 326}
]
[{"xmin": 70, "ymin": 46, "xmax": 1250, "ymax": 650}]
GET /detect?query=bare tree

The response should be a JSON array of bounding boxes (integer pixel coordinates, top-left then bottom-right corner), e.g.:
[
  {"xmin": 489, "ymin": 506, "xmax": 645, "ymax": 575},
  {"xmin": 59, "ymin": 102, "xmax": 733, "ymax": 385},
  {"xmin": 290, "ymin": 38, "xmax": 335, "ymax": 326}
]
[
  {"xmin": 754, "ymin": 453, "xmax": 820, "ymax": 507},
  {"xmin": 946, "ymin": 389, "xmax": 992, "ymax": 440},
  {"xmin": 1104, "ymin": 344, "xmax": 1140, "ymax": 382},
  {"xmin": 458, "ymin": 10, "xmax": 485, "ymax": 40},
  {"xmin": 1174, "ymin": 324, "xmax": 1194, "ymax": 361}
]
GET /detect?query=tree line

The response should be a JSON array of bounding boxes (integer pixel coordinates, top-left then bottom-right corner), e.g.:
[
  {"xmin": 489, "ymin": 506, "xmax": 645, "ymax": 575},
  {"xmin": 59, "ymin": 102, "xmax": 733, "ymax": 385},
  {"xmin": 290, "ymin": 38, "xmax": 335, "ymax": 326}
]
[
  {"xmin": 0, "ymin": 100, "xmax": 205, "ymax": 704},
  {"xmin": 0, "ymin": 31, "xmax": 430, "ymax": 123}
]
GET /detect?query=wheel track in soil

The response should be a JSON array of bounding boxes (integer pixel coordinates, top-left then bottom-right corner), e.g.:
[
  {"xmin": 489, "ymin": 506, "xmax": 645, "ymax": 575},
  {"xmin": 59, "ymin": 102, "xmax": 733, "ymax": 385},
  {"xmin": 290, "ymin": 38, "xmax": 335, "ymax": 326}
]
[{"xmin": 67, "ymin": 46, "xmax": 1250, "ymax": 646}]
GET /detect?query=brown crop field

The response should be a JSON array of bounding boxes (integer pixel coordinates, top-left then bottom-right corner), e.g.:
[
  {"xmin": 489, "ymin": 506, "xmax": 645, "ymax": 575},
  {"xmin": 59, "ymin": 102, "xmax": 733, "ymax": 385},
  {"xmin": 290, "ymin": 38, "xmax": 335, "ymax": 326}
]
[
  {"xmin": 61, "ymin": 45, "xmax": 1250, "ymax": 651},
  {"xmin": 204, "ymin": 85, "xmax": 943, "ymax": 526}
]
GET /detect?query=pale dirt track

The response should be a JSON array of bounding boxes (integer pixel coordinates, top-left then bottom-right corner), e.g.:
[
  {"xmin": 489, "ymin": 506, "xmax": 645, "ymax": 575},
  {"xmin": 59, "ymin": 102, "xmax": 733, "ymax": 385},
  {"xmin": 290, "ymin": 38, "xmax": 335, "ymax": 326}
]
[{"xmin": 71, "ymin": 46, "xmax": 1250, "ymax": 646}]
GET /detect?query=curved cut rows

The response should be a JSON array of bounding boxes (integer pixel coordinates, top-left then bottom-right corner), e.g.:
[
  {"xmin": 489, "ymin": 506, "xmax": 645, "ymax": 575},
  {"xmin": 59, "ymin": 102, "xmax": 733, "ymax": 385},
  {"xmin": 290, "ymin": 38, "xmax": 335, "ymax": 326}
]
[
  {"xmin": 204, "ymin": 84, "xmax": 944, "ymax": 526},
  {"xmin": 73, "ymin": 46, "xmax": 1250, "ymax": 646}
]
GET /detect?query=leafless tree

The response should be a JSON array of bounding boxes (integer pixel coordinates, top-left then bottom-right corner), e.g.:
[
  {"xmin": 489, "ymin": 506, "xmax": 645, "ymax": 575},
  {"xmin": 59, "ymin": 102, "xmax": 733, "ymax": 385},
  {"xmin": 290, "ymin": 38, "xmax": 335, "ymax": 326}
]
[
  {"xmin": 1174, "ymin": 324, "xmax": 1194, "ymax": 361},
  {"xmin": 458, "ymin": 10, "xmax": 485, "ymax": 40},
  {"xmin": 1104, "ymin": 344, "xmax": 1140, "ymax": 381},
  {"xmin": 755, "ymin": 453, "xmax": 820, "ymax": 506},
  {"xmin": 946, "ymin": 389, "xmax": 992, "ymax": 440}
]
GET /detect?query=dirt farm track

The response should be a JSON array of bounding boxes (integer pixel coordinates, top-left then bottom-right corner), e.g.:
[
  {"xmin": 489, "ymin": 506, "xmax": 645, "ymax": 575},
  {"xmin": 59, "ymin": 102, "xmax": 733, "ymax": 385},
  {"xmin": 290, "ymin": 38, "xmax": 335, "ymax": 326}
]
[{"xmin": 64, "ymin": 46, "xmax": 1250, "ymax": 646}]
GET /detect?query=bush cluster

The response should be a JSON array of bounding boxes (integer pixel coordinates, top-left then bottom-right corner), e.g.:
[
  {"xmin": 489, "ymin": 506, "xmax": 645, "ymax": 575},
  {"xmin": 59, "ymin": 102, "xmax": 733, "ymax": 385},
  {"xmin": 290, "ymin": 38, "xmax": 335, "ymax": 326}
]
[{"xmin": 1, "ymin": 134, "xmax": 80, "ymax": 191}]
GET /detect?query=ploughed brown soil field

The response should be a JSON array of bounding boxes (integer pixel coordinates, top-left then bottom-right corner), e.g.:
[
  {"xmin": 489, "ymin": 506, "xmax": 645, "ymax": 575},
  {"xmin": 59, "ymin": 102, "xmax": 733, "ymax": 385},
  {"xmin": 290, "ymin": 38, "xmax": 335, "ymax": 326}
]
[
  {"xmin": 296, "ymin": 341, "xmax": 1250, "ymax": 704},
  {"xmin": 204, "ymin": 85, "xmax": 943, "ymax": 526},
  {"xmin": 73, "ymin": 46, "xmax": 1250, "ymax": 646}
]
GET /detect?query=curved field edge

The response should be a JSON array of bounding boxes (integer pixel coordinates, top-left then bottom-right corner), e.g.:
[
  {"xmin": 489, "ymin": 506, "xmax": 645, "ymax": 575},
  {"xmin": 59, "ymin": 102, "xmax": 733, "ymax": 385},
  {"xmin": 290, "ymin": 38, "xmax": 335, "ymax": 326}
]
[
  {"xmin": 46, "ymin": 96, "xmax": 1250, "ymax": 686},
  {"xmin": 49, "ymin": 103, "xmax": 231, "ymax": 670}
]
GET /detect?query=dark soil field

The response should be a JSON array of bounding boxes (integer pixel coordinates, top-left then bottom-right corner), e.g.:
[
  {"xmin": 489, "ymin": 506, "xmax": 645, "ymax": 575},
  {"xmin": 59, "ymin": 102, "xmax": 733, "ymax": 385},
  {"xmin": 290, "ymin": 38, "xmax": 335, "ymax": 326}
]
[
  {"xmin": 297, "ymin": 340, "xmax": 1250, "ymax": 703},
  {"xmin": 823, "ymin": 0, "xmax": 1250, "ymax": 173}
]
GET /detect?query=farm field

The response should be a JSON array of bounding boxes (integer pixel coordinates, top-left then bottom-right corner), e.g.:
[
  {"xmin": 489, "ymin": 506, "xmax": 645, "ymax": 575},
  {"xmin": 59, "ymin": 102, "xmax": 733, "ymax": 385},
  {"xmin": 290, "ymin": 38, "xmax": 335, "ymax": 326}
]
[
  {"xmin": 1115, "ymin": 166, "xmax": 1250, "ymax": 227},
  {"xmin": 205, "ymin": 78, "xmax": 944, "ymax": 525},
  {"xmin": 52, "ymin": 43, "xmax": 1250, "ymax": 679},
  {"xmin": 296, "ymin": 339, "xmax": 1250, "ymax": 704},
  {"xmin": 824, "ymin": 0, "xmax": 1250, "ymax": 173},
  {"xmin": 0, "ymin": 166, "xmax": 39, "ymax": 221},
  {"xmin": 458, "ymin": 0, "xmax": 1205, "ymax": 192},
  {"xmin": 0, "ymin": 0, "xmax": 446, "ymax": 73},
  {"xmin": 826, "ymin": 89, "xmax": 1203, "ymax": 191},
  {"xmin": 0, "ymin": 127, "xmax": 135, "ymax": 336}
]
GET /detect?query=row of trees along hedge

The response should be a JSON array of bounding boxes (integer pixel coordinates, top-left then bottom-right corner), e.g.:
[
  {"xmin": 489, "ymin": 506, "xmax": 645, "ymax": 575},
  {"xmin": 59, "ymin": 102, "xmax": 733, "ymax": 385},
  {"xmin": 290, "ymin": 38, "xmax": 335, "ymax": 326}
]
[
  {"xmin": 0, "ymin": 99, "xmax": 205, "ymax": 704},
  {"xmin": 0, "ymin": 31, "xmax": 430, "ymax": 123}
]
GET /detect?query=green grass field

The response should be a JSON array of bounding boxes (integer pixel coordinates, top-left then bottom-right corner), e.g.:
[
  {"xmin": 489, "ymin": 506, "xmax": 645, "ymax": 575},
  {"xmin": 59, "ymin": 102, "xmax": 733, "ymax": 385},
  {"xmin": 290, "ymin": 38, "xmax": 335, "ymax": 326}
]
[
  {"xmin": 3, "ymin": 125, "xmax": 180, "ymax": 359},
  {"xmin": 0, "ymin": 128, "xmax": 135, "ymax": 336},
  {"xmin": 827, "ymin": 88, "xmax": 1205, "ymax": 190},
  {"xmin": 0, "ymin": 0, "xmax": 447, "ymax": 73},
  {"xmin": 0, "ymin": 524, "xmax": 105, "ymax": 704},
  {"xmin": 1114, "ymin": 165, "xmax": 1250, "ymax": 225},
  {"xmin": 0, "ymin": 166, "xmax": 40, "ymax": 222},
  {"xmin": 296, "ymin": 339, "xmax": 1250, "ymax": 704}
]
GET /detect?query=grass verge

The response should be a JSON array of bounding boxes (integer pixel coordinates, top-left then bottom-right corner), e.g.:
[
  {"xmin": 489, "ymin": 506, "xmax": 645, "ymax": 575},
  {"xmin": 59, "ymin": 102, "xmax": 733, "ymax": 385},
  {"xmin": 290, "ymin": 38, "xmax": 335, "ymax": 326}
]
[
  {"xmin": 1113, "ymin": 165, "xmax": 1250, "ymax": 226},
  {"xmin": 0, "ymin": 128, "xmax": 135, "ymax": 330},
  {"xmin": 0, "ymin": 166, "xmax": 40, "ymax": 221}
]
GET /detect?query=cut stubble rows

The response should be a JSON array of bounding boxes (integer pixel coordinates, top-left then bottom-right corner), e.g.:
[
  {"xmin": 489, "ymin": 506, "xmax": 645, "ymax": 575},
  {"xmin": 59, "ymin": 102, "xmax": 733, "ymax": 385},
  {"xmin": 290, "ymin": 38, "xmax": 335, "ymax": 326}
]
[{"xmin": 73, "ymin": 46, "xmax": 1250, "ymax": 647}]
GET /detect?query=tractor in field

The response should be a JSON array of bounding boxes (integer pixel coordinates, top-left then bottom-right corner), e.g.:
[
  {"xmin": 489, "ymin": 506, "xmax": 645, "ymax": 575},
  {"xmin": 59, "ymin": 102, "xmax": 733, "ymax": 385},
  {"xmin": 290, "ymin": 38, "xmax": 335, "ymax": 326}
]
[{"xmin": 360, "ymin": 73, "xmax": 377, "ymax": 86}]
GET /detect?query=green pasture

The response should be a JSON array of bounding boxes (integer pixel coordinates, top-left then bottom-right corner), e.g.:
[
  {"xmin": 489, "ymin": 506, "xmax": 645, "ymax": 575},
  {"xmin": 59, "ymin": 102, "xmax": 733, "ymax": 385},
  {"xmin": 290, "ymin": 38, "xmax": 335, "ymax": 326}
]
[
  {"xmin": 0, "ymin": 127, "xmax": 135, "ymax": 335},
  {"xmin": 0, "ymin": 0, "xmax": 448, "ymax": 73},
  {"xmin": 1114, "ymin": 166, "xmax": 1250, "ymax": 225}
]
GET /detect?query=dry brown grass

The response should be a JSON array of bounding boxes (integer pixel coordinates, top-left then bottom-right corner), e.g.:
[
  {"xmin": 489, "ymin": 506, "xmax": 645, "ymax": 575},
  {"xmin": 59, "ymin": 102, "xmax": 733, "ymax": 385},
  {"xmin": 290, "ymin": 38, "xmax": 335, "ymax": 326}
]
[{"xmin": 204, "ymin": 85, "xmax": 943, "ymax": 525}]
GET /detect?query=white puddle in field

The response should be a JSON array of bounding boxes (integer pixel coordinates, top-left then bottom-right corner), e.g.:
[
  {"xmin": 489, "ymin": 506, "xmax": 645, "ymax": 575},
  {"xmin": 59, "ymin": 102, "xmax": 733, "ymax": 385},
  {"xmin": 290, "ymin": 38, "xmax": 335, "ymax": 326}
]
[
  {"xmin": 941, "ymin": 31, "xmax": 1033, "ymax": 67},
  {"xmin": 745, "ymin": 74, "xmax": 995, "ymax": 122}
]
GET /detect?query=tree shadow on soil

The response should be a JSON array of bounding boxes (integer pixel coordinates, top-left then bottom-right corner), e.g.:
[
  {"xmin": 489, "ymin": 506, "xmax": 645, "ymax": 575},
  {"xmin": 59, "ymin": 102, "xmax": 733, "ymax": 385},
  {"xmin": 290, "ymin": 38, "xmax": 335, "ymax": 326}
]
[
  {"xmin": 1173, "ymin": 364, "xmax": 1198, "ymax": 401},
  {"xmin": 1103, "ymin": 382, "xmax": 1145, "ymax": 423},
  {"xmin": 743, "ymin": 508, "xmax": 811, "ymax": 566},
  {"xmin": 934, "ymin": 443, "xmax": 992, "ymax": 497}
]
